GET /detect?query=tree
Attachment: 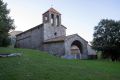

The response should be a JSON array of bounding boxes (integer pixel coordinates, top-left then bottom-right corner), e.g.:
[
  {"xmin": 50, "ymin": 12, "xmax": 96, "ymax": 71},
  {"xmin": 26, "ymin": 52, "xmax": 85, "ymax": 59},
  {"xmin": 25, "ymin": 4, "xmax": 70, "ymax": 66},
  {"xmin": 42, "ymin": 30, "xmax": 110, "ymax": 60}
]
[
  {"xmin": 92, "ymin": 19, "xmax": 120, "ymax": 61},
  {"xmin": 0, "ymin": 0, "xmax": 15, "ymax": 47}
]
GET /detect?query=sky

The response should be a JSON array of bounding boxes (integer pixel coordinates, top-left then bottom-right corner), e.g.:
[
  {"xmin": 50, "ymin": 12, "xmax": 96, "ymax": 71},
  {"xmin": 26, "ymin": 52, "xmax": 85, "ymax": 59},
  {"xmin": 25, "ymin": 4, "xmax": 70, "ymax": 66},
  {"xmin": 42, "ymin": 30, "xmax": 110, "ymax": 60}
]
[{"xmin": 3, "ymin": 0, "xmax": 120, "ymax": 43}]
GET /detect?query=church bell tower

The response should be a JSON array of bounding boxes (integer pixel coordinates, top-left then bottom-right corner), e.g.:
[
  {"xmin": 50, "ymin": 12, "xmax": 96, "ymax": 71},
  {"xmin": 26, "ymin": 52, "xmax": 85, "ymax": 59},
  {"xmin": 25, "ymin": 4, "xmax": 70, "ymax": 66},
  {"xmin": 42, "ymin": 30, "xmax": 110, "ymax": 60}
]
[
  {"xmin": 43, "ymin": 8, "xmax": 66, "ymax": 41},
  {"xmin": 43, "ymin": 8, "xmax": 61, "ymax": 26}
]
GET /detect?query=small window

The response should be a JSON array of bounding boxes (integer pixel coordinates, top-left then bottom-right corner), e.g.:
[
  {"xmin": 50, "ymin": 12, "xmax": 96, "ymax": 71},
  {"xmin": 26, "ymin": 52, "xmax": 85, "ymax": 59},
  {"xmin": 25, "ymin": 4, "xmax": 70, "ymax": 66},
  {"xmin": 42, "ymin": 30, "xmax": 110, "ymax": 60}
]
[{"xmin": 54, "ymin": 32, "xmax": 57, "ymax": 36}]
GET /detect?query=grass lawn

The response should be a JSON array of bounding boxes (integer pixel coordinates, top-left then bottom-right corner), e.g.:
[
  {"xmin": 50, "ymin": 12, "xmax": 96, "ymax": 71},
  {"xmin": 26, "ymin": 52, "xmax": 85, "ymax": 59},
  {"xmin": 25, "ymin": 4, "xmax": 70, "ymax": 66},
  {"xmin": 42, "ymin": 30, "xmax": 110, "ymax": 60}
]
[{"xmin": 0, "ymin": 48, "xmax": 120, "ymax": 80}]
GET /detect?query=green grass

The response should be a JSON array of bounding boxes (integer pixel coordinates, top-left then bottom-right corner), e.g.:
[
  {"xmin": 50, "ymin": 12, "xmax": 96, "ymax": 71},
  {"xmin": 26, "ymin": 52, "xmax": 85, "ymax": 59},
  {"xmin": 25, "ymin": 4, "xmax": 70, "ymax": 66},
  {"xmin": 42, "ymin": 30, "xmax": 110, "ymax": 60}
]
[{"xmin": 0, "ymin": 48, "xmax": 120, "ymax": 80}]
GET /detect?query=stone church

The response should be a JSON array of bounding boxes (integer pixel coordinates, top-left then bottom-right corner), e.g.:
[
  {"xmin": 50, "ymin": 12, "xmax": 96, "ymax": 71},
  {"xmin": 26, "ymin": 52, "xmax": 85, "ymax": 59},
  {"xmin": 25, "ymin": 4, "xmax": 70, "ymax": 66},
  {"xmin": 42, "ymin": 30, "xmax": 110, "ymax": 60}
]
[{"xmin": 16, "ymin": 8, "xmax": 96, "ymax": 59}]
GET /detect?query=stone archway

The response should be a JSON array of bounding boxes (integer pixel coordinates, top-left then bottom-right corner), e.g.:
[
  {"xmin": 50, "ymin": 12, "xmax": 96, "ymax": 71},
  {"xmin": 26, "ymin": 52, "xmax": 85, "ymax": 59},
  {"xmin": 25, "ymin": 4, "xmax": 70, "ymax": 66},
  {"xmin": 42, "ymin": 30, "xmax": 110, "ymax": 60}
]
[
  {"xmin": 70, "ymin": 40, "xmax": 83, "ymax": 59},
  {"xmin": 64, "ymin": 34, "xmax": 88, "ymax": 59}
]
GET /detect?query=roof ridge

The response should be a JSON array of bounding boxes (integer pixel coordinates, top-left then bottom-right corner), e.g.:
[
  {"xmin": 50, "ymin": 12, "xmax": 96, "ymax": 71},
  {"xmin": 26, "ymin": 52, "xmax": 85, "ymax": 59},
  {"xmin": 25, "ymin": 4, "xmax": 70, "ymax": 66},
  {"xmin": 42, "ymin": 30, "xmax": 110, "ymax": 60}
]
[{"xmin": 43, "ymin": 8, "xmax": 61, "ymax": 15}]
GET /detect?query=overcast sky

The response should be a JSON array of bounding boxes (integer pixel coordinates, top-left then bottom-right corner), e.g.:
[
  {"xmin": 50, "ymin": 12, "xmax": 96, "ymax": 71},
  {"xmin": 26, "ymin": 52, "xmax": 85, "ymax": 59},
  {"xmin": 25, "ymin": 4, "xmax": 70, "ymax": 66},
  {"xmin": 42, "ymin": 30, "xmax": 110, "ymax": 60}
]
[{"xmin": 3, "ymin": 0, "xmax": 120, "ymax": 42}]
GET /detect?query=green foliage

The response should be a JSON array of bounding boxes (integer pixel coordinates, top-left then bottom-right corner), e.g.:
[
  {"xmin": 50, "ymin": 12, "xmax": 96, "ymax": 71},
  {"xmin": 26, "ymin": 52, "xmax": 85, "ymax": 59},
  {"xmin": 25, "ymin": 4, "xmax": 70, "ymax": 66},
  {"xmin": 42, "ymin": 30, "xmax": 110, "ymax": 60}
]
[
  {"xmin": 0, "ymin": 48, "xmax": 120, "ymax": 80},
  {"xmin": 92, "ymin": 19, "xmax": 120, "ymax": 61},
  {"xmin": 0, "ymin": 0, "xmax": 15, "ymax": 47}
]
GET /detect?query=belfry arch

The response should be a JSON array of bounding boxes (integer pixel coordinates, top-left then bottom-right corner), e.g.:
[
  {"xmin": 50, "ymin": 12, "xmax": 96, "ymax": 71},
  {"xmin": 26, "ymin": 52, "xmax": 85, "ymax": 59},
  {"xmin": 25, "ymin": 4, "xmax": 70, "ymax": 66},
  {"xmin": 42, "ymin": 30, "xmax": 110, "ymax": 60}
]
[{"xmin": 56, "ymin": 15, "xmax": 59, "ymax": 26}]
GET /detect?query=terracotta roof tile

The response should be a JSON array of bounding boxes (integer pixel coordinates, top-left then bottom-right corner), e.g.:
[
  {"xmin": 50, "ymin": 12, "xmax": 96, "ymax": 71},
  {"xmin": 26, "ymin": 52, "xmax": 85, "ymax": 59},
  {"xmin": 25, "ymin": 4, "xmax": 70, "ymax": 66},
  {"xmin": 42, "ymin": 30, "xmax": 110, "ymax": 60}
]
[
  {"xmin": 48, "ymin": 8, "xmax": 60, "ymax": 14},
  {"xmin": 43, "ymin": 8, "xmax": 61, "ymax": 14},
  {"xmin": 44, "ymin": 36, "xmax": 65, "ymax": 43}
]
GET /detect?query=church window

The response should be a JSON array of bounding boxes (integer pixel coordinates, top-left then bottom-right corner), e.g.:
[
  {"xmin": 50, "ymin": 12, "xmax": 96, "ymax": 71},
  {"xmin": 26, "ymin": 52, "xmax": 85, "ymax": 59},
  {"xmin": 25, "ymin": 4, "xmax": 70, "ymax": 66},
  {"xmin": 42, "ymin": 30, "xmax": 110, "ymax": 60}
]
[{"xmin": 54, "ymin": 32, "xmax": 57, "ymax": 36}]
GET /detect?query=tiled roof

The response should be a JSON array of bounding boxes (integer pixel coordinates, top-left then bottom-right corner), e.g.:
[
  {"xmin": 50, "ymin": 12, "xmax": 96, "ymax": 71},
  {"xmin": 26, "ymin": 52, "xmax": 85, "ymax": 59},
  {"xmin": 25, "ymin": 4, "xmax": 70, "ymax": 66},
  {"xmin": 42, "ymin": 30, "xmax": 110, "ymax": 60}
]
[
  {"xmin": 10, "ymin": 31, "xmax": 23, "ymax": 36},
  {"xmin": 66, "ymin": 34, "xmax": 88, "ymax": 43},
  {"xmin": 44, "ymin": 34, "xmax": 88, "ymax": 43},
  {"xmin": 44, "ymin": 36, "xmax": 66, "ymax": 43},
  {"xmin": 43, "ymin": 8, "xmax": 61, "ymax": 14},
  {"xmin": 48, "ymin": 8, "xmax": 60, "ymax": 14}
]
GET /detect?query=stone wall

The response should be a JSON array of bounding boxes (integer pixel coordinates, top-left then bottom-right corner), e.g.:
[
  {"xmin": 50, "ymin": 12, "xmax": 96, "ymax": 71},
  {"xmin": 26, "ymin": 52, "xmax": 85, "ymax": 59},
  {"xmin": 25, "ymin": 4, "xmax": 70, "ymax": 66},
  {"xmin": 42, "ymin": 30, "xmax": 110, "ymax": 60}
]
[
  {"xmin": 43, "ymin": 23, "xmax": 66, "ymax": 41},
  {"xmin": 30, "ymin": 26, "xmax": 43, "ymax": 50},
  {"xmin": 44, "ymin": 42, "xmax": 65, "ymax": 56},
  {"xmin": 16, "ymin": 25, "xmax": 44, "ymax": 50},
  {"xmin": 16, "ymin": 30, "xmax": 31, "ymax": 48}
]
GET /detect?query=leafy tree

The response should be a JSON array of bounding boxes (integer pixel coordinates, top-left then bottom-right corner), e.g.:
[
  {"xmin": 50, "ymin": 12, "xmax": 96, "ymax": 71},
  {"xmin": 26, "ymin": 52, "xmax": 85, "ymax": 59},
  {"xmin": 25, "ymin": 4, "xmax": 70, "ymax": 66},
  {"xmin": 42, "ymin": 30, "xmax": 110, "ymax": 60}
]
[
  {"xmin": 92, "ymin": 19, "xmax": 120, "ymax": 61},
  {"xmin": 0, "ymin": 0, "xmax": 15, "ymax": 47}
]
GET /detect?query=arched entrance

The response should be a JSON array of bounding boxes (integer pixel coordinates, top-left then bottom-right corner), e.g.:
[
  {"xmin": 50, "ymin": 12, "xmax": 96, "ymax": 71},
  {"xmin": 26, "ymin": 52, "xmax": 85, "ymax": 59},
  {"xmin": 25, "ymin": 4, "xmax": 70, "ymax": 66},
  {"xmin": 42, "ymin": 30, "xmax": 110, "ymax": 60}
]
[{"xmin": 71, "ymin": 40, "xmax": 83, "ymax": 59}]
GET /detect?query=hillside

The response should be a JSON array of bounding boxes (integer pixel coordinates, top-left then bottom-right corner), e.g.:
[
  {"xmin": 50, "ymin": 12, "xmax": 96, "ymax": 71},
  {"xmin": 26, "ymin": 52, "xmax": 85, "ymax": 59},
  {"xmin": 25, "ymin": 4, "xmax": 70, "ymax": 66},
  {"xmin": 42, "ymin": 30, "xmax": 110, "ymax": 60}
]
[{"xmin": 0, "ymin": 48, "xmax": 120, "ymax": 80}]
